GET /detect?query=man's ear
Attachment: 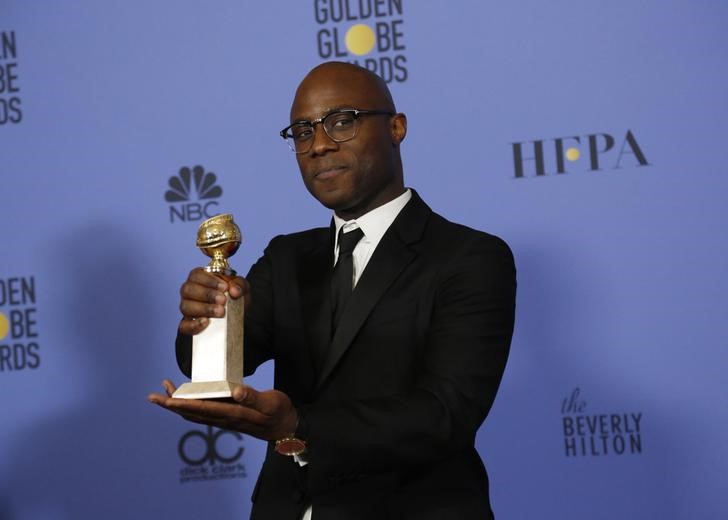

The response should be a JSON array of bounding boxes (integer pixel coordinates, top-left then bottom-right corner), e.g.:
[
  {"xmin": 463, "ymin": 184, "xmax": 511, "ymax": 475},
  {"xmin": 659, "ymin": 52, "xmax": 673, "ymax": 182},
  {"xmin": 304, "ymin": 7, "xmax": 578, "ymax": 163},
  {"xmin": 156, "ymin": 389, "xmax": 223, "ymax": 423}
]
[{"xmin": 391, "ymin": 113, "xmax": 407, "ymax": 145}]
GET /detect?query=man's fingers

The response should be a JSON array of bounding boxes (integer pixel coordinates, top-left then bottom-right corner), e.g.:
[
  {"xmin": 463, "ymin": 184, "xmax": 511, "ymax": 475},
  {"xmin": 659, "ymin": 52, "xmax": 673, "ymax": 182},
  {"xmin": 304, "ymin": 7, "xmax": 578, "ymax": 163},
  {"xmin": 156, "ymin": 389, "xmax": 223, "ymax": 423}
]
[
  {"xmin": 227, "ymin": 276, "xmax": 250, "ymax": 300},
  {"xmin": 188, "ymin": 268, "xmax": 229, "ymax": 290},
  {"xmin": 178, "ymin": 316, "xmax": 210, "ymax": 335},
  {"xmin": 165, "ymin": 396, "xmax": 269, "ymax": 427},
  {"xmin": 179, "ymin": 286, "xmax": 226, "ymax": 319},
  {"xmin": 163, "ymin": 379, "xmax": 177, "ymax": 396},
  {"xmin": 180, "ymin": 281, "xmax": 228, "ymax": 306},
  {"xmin": 177, "ymin": 268, "xmax": 229, "ymax": 323},
  {"xmin": 232, "ymin": 385, "xmax": 257, "ymax": 407},
  {"xmin": 233, "ymin": 386, "xmax": 277, "ymax": 416},
  {"xmin": 147, "ymin": 380, "xmax": 178, "ymax": 403},
  {"xmin": 147, "ymin": 392, "xmax": 167, "ymax": 405},
  {"xmin": 179, "ymin": 299, "xmax": 225, "ymax": 321},
  {"xmin": 177, "ymin": 270, "xmax": 250, "ymax": 328},
  {"xmin": 233, "ymin": 387, "xmax": 289, "ymax": 418}
]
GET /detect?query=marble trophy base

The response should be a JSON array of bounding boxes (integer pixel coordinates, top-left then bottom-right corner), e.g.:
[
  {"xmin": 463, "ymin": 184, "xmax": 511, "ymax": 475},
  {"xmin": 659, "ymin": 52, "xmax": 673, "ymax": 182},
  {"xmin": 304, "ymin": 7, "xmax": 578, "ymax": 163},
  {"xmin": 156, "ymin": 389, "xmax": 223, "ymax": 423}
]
[{"xmin": 173, "ymin": 295, "xmax": 244, "ymax": 399}]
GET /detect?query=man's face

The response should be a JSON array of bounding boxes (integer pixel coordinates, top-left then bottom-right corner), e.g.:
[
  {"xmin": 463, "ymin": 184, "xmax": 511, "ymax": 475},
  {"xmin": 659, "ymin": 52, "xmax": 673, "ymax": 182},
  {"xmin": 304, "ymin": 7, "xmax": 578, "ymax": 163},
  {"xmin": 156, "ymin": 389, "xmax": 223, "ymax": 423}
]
[{"xmin": 290, "ymin": 66, "xmax": 406, "ymax": 220}]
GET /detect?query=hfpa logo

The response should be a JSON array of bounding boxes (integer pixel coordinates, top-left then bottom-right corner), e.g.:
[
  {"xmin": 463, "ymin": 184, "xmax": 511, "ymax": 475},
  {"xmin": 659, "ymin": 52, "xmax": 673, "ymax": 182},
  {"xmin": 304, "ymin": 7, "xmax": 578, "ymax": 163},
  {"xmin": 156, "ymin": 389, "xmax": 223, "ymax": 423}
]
[
  {"xmin": 511, "ymin": 130, "xmax": 649, "ymax": 178},
  {"xmin": 165, "ymin": 165, "xmax": 223, "ymax": 223}
]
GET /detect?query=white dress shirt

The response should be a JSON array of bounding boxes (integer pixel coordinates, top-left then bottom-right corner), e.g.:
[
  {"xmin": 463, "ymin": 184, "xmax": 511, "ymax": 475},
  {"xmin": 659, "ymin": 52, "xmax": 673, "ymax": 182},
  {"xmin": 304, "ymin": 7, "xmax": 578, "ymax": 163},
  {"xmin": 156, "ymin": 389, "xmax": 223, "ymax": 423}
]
[{"xmin": 332, "ymin": 189, "xmax": 412, "ymax": 285}]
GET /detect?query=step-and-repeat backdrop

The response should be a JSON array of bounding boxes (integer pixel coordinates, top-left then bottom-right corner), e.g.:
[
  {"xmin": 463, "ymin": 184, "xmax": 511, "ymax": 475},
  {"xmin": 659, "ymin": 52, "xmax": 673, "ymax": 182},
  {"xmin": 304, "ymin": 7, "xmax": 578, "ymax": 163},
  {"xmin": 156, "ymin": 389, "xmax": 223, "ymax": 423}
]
[{"xmin": 1, "ymin": 2, "xmax": 726, "ymax": 518}]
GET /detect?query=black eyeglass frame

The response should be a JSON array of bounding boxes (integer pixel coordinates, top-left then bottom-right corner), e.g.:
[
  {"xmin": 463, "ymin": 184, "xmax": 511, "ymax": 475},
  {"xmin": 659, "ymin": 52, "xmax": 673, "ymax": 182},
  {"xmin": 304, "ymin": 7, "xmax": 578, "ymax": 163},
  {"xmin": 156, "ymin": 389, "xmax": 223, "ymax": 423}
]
[{"xmin": 279, "ymin": 108, "xmax": 395, "ymax": 154}]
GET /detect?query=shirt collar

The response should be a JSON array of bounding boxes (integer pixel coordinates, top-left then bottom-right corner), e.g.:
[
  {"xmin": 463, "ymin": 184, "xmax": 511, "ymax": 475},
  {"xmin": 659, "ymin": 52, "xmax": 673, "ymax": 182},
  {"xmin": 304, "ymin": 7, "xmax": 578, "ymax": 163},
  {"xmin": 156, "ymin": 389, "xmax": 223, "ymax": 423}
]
[{"xmin": 333, "ymin": 189, "xmax": 412, "ymax": 251}]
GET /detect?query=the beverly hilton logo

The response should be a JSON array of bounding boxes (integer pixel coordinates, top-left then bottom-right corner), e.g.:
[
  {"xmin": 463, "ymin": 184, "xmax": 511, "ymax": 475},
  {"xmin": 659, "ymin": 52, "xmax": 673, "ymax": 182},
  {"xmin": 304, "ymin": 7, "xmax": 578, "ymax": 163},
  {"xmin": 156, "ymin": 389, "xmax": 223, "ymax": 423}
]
[
  {"xmin": 165, "ymin": 165, "xmax": 223, "ymax": 223},
  {"xmin": 314, "ymin": 0, "xmax": 408, "ymax": 82},
  {"xmin": 561, "ymin": 388, "xmax": 643, "ymax": 457}
]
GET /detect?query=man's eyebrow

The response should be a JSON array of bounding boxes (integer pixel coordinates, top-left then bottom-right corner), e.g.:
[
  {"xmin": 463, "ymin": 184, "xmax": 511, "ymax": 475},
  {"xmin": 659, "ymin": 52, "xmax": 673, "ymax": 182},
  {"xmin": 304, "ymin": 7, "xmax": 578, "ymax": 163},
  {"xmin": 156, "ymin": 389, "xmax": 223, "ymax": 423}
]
[{"xmin": 291, "ymin": 106, "xmax": 356, "ymax": 124}]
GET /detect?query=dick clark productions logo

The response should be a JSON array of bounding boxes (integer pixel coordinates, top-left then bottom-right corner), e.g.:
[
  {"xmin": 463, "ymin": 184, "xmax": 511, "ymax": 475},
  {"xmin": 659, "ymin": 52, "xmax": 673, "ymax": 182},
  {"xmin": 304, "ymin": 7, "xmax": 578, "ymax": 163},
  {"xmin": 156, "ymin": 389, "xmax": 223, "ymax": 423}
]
[
  {"xmin": 313, "ymin": 0, "xmax": 408, "ymax": 83},
  {"xmin": 178, "ymin": 425, "xmax": 246, "ymax": 483},
  {"xmin": 165, "ymin": 165, "xmax": 224, "ymax": 223}
]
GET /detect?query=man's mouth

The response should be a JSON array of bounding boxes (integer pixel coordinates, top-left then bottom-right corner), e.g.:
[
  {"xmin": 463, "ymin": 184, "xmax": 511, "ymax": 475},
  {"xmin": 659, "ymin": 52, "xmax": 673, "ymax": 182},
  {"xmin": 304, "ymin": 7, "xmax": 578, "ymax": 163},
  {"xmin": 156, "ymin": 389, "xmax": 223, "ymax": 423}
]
[{"xmin": 314, "ymin": 165, "xmax": 348, "ymax": 180}]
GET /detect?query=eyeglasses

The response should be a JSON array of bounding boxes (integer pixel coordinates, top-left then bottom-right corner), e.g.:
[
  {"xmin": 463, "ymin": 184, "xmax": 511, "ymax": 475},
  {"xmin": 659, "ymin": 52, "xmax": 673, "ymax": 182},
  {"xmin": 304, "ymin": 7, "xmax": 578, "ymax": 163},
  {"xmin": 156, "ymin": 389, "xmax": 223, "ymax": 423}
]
[{"xmin": 279, "ymin": 108, "xmax": 394, "ymax": 154}]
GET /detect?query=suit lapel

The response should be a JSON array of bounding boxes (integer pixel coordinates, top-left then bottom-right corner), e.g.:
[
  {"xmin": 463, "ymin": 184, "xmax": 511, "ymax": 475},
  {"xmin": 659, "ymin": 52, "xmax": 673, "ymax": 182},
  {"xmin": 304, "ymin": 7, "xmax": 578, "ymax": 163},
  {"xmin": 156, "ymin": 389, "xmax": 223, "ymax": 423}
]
[
  {"xmin": 298, "ymin": 224, "xmax": 335, "ymax": 378},
  {"xmin": 314, "ymin": 191, "xmax": 431, "ymax": 393}
]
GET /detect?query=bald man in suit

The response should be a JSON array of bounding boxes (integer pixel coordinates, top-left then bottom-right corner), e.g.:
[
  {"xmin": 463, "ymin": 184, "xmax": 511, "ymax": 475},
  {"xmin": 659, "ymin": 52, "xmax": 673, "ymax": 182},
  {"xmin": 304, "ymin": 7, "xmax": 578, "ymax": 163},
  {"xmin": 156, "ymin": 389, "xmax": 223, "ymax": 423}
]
[{"xmin": 150, "ymin": 61, "xmax": 516, "ymax": 520}]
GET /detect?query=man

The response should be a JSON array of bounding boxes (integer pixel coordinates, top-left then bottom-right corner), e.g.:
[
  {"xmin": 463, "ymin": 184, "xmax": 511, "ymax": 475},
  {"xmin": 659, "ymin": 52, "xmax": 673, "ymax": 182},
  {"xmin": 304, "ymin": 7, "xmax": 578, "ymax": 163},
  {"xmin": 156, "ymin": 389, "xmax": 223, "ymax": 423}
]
[{"xmin": 149, "ymin": 61, "xmax": 516, "ymax": 520}]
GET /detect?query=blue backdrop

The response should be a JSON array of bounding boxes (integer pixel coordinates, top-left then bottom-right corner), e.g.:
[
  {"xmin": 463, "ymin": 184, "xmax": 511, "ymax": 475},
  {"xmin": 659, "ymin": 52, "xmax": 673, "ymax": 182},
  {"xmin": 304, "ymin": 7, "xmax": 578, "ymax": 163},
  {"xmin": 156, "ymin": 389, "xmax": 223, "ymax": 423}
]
[{"xmin": 1, "ymin": 1, "xmax": 727, "ymax": 519}]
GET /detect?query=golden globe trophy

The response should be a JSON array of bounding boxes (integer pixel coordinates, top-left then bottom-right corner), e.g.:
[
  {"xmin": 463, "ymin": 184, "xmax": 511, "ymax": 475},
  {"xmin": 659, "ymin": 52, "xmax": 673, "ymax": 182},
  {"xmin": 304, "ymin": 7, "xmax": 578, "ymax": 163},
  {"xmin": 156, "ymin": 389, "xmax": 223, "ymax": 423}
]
[{"xmin": 173, "ymin": 213, "xmax": 244, "ymax": 399}]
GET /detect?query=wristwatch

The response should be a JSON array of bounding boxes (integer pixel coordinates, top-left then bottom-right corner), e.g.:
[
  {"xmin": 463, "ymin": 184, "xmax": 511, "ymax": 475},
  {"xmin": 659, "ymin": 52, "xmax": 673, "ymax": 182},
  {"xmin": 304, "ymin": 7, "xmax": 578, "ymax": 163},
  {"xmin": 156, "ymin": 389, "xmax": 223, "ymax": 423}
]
[
  {"xmin": 274, "ymin": 436, "xmax": 307, "ymax": 456},
  {"xmin": 274, "ymin": 411, "xmax": 308, "ymax": 456}
]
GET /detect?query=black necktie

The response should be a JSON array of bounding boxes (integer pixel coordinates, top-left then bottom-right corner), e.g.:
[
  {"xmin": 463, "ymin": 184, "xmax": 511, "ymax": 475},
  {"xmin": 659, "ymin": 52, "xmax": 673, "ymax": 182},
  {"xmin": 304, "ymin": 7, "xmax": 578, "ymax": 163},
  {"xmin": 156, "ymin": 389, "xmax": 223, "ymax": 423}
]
[{"xmin": 331, "ymin": 227, "xmax": 364, "ymax": 332}]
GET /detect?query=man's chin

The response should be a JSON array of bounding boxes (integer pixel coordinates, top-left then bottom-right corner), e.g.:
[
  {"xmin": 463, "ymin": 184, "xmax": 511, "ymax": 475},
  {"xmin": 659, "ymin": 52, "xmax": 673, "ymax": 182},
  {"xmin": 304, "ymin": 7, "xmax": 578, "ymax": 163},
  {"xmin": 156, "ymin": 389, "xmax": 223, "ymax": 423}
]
[
  {"xmin": 319, "ymin": 197, "xmax": 350, "ymax": 213},
  {"xmin": 310, "ymin": 187, "xmax": 353, "ymax": 211}
]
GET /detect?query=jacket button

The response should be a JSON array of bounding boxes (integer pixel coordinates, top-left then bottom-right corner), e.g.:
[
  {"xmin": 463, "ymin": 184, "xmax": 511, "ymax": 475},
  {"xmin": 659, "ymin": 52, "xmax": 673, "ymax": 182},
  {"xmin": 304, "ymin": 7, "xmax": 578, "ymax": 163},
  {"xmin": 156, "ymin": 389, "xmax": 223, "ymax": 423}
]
[{"xmin": 291, "ymin": 489, "xmax": 304, "ymax": 503}]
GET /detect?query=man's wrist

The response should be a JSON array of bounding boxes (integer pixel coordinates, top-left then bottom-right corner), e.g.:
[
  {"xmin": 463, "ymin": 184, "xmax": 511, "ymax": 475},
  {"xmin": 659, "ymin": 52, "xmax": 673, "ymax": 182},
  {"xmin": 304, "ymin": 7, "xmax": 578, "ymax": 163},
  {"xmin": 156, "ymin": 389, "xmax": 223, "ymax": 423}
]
[{"xmin": 274, "ymin": 408, "xmax": 308, "ymax": 457}]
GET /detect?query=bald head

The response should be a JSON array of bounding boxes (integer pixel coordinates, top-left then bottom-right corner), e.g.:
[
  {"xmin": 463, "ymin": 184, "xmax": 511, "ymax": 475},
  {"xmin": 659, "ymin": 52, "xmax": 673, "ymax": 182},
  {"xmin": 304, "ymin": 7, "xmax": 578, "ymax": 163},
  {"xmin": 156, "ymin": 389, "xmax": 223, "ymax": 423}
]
[{"xmin": 291, "ymin": 62, "xmax": 396, "ymax": 121}]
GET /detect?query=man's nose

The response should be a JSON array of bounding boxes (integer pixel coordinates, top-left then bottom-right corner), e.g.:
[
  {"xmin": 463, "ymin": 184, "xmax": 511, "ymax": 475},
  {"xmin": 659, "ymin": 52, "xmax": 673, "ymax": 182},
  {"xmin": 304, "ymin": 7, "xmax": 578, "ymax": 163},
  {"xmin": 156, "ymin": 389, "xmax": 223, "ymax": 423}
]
[{"xmin": 310, "ymin": 124, "xmax": 338, "ymax": 155}]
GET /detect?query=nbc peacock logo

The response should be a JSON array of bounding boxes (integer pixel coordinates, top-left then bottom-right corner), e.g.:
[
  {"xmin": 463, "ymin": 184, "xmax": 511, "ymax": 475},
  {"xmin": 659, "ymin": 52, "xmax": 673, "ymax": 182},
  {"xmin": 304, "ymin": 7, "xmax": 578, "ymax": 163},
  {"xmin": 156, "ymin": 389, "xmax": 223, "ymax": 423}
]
[{"xmin": 165, "ymin": 165, "xmax": 223, "ymax": 223}]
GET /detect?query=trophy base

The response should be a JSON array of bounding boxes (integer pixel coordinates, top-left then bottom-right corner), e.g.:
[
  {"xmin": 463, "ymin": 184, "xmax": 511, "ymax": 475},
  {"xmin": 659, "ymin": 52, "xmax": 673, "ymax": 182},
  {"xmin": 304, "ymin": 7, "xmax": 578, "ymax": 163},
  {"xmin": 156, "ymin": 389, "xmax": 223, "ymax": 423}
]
[{"xmin": 172, "ymin": 380, "xmax": 241, "ymax": 400}]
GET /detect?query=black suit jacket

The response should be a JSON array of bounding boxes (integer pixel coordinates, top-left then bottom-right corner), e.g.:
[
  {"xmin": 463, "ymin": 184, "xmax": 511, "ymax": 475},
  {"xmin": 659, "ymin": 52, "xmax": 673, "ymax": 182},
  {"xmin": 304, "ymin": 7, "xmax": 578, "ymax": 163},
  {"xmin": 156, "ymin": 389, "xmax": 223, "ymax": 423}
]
[{"xmin": 177, "ymin": 191, "xmax": 516, "ymax": 520}]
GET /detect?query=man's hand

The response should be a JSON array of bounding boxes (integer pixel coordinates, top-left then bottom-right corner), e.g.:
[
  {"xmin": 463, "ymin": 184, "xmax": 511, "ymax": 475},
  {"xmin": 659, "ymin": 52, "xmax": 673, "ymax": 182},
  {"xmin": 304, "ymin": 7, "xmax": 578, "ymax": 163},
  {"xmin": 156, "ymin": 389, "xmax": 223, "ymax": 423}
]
[
  {"xmin": 178, "ymin": 268, "xmax": 250, "ymax": 335},
  {"xmin": 148, "ymin": 380, "xmax": 299, "ymax": 442}
]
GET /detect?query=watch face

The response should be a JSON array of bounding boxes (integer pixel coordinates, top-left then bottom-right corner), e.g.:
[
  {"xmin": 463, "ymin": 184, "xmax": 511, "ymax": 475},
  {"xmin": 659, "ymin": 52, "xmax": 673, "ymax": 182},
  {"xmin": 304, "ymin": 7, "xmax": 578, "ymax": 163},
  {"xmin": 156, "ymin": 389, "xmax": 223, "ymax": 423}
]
[{"xmin": 275, "ymin": 437, "xmax": 307, "ymax": 456}]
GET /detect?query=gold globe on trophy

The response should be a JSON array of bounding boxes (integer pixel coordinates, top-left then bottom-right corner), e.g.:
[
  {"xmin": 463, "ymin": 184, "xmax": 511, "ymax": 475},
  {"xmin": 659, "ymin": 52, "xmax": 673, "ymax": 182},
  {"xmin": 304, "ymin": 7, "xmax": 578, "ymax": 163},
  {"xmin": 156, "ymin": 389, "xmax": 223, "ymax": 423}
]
[{"xmin": 197, "ymin": 213, "xmax": 242, "ymax": 275}]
